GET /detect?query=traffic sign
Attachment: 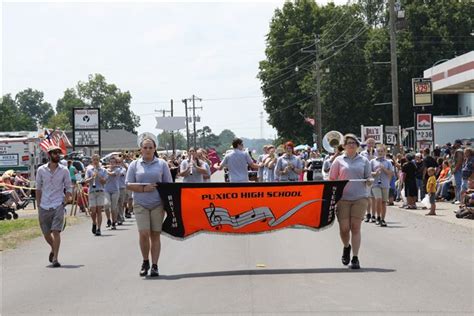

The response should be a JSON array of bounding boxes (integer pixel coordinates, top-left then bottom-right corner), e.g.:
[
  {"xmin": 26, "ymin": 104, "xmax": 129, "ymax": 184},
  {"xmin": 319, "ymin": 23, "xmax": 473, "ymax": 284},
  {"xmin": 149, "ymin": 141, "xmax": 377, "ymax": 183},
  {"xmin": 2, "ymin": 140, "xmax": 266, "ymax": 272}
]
[{"xmin": 386, "ymin": 133, "xmax": 397, "ymax": 145}]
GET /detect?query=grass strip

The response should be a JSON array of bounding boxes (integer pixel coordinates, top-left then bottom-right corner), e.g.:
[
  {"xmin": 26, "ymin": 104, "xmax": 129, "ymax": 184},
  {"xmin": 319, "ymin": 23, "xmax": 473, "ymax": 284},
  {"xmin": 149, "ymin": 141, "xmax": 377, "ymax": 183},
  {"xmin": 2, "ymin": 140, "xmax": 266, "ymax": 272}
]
[{"xmin": 0, "ymin": 216, "xmax": 80, "ymax": 250}]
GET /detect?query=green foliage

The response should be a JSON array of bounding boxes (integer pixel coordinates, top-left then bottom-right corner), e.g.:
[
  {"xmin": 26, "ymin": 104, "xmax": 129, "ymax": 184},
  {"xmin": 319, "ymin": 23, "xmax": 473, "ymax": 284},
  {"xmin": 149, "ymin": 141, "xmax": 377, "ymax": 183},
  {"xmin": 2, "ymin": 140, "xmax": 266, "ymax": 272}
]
[
  {"xmin": 259, "ymin": 0, "xmax": 474, "ymax": 141},
  {"xmin": 15, "ymin": 88, "xmax": 54, "ymax": 127},
  {"xmin": 0, "ymin": 94, "xmax": 36, "ymax": 131},
  {"xmin": 196, "ymin": 126, "xmax": 220, "ymax": 149},
  {"xmin": 46, "ymin": 112, "xmax": 71, "ymax": 131},
  {"xmin": 57, "ymin": 74, "xmax": 140, "ymax": 133},
  {"xmin": 216, "ymin": 129, "xmax": 236, "ymax": 153},
  {"xmin": 157, "ymin": 131, "xmax": 187, "ymax": 150}
]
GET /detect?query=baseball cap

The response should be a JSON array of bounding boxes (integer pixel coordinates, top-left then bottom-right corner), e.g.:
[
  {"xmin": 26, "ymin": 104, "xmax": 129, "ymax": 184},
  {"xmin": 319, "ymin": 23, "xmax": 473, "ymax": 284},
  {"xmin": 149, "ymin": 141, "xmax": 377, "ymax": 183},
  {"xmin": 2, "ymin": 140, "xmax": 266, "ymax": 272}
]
[{"xmin": 454, "ymin": 139, "xmax": 463, "ymax": 145}]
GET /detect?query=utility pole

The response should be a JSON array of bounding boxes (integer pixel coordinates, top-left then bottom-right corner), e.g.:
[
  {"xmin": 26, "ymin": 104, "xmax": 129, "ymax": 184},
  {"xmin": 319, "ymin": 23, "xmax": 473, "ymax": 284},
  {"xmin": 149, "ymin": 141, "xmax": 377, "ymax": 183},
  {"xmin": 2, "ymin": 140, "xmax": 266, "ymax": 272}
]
[
  {"xmin": 389, "ymin": 0, "xmax": 400, "ymax": 153},
  {"xmin": 155, "ymin": 107, "xmax": 172, "ymax": 151},
  {"xmin": 182, "ymin": 99, "xmax": 190, "ymax": 150},
  {"xmin": 183, "ymin": 95, "xmax": 202, "ymax": 149},
  {"xmin": 170, "ymin": 99, "xmax": 175, "ymax": 155},
  {"xmin": 302, "ymin": 34, "xmax": 322, "ymax": 151}
]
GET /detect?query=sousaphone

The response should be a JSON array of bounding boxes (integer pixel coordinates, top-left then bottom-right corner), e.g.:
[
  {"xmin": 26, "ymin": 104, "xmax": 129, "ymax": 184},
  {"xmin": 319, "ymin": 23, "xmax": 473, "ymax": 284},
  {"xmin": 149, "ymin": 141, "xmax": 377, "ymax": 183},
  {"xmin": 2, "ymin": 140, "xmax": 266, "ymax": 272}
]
[{"xmin": 322, "ymin": 131, "xmax": 344, "ymax": 153}]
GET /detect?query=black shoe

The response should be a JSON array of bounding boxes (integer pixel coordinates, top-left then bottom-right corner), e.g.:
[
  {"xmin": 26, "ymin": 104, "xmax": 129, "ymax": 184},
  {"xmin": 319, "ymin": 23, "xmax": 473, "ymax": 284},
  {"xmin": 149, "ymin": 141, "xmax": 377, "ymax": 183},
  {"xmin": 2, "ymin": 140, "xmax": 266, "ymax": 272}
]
[
  {"xmin": 17, "ymin": 201, "xmax": 28, "ymax": 210},
  {"xmin": 95, "ymin": 229, "xmax": 101, "ymax": 236},
  {"xmin": 380, "ymin": 219, "xmax": 387, "ymax": 227},
  {"xmin": 125, "ymin": 212, "xmax": 131, "ymax": 219},
  {"xmin": 106, "ymin": 219, "xmax": 112, "ymax": 228},
  {"xmin": 375, "ymin": 217, "xmax": 381, "ymax": 225},
  {"xmin": 364, "ymin": 213, "xmax": 371, "ymax": 223},
  {"xmin": 92, "ymin": 224, "xmax": 97, "ymax": 235},
  {"xmin": 370, "ymin": 215, "xmax": 376, "ymax": 223},
  {"xmin": 341, "ymin": 245, "xmax": 351, "ymax": 265},
  {"xmin": 111, "ymin": 223, "xmax": 117, "ymax": 230},
  {"xmin": 49, "ymin": 252, "xmax": 54, "ymax": 263},
  {"xmin": 150, "ymin": 264, "xmax": 159, "ymax": 277},
  {"xmin": 52, "ymin": 260, "xmax": 61, "ymax": 268},
  {"xmin": 117, "ymin": 221, "xmax": 123, "ymax": 226},
  {"xmin": 350, "ymin": 256, "xmax": 360, "ymax": 269},
  {"xmin": 140, "ymin": 261, "xmax": 150, "ymax": 277}
]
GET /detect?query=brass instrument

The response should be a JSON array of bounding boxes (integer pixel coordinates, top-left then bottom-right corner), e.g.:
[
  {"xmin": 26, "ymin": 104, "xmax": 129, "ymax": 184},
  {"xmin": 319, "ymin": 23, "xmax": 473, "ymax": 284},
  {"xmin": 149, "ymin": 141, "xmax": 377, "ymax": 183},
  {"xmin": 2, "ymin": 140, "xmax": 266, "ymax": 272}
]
[{"xmin": 323, "ymin": 131, "xmax": 344, "ymax": 153}]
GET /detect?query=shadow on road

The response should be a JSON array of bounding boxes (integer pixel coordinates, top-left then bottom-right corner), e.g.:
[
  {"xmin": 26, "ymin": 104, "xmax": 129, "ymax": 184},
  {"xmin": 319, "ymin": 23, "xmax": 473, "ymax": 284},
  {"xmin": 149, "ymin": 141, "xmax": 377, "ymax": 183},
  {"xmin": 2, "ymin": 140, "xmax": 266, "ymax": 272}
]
[
  {"xmin": 151, "ymin": 267, "xmax": 396, "ymax": 280},
  {"xmin": 46, "ymin": 264, "xmax": 85, "ymax": 269}
]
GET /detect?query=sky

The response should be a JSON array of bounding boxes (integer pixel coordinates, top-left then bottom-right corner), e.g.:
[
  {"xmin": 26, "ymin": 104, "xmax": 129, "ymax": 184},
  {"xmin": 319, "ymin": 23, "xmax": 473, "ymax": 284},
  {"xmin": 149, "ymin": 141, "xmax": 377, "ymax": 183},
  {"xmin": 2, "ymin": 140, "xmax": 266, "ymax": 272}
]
[{"xmin": 2, "ymin": 0, "xmax": 348, "ymax": 140}]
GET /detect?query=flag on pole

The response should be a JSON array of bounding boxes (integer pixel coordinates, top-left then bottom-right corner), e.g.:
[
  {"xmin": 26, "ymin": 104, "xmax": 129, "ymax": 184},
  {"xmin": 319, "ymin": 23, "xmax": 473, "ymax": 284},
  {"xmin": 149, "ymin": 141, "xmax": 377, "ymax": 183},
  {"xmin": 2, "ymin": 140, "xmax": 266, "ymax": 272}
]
[
  {"xmin": 39, "ymin": 129, "xmax": 58, "ymax": 152},
  {"xmin": 304, "ymin": 117, "xmax": 315, "ymax": 126}
]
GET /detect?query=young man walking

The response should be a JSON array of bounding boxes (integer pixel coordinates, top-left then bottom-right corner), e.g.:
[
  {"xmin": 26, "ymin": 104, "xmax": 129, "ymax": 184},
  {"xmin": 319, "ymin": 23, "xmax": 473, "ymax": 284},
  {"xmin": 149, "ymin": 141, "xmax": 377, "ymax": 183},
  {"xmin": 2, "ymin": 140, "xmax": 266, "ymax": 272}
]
[{"xmin": 35, "ymin": 145, "xmax": 72, "ymax": 267}]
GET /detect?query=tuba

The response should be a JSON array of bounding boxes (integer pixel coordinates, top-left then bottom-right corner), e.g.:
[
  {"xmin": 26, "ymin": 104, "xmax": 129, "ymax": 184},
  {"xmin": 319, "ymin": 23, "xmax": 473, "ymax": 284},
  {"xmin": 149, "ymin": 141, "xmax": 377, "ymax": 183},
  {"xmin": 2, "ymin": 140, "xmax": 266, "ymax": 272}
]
[{"xmin": 323, "ymin": 131, "xmax": 344, "ymax": 153}]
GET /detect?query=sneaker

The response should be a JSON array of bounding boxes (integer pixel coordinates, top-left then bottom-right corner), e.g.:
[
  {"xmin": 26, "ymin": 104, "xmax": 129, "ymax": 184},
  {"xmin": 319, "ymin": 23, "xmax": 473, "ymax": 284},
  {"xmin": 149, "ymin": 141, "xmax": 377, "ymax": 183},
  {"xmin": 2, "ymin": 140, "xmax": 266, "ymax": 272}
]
[
  {"xmin": 370, "ymin": 215, "xmax": 376, "ymax": 223},
  {"xmin": 95, "ymin": 229, "xmax": 101, "ymax": 236},
  {"xmin": 52, "ymin": 260, "xmax": 61, "ymax": 268},
  {"xmin": 341, "ymin": 245, "xmax": 351, "ymax": 266},
  {"xmin": 117, "ymin": 221, "xmax": 123, "ymax": 226},
  {"xmin": 125, "ymin": 212, "xmax": 131, "ymax": 219},
  {"xmin": 454, "ymin": 201, "xmax": 461, "ymax": 205},
  {"xmin": 375, "ymin": 217, "xmax": 381, "ymax": 225},
  {"xmin": 364, "ymin": 213, "xmax": 371, "ymax": 223},
  {"xmin": 111, "ymin": 223, "xmax": 117, "ymax": 230},
  {"xmin": 140, "ymin": 261, "xmax": 150, "ymax": 277},
  {"xmin": 350, "ymin": 256, "xmax": 360, "ymax": 269},
  {"xmin": 106, "ymin": 219, "xmax": 112, "ymax": 227},
  {"xmin": 380, "ymin": 219, "xmax": 387, "ymax": 227},
  {"xmin": 150, "ymin": 264, "xmax": 159, "ymax": 277},
  {"xmin": 92, "ymin": 224, "xmax": 97, "ymax": 235}
]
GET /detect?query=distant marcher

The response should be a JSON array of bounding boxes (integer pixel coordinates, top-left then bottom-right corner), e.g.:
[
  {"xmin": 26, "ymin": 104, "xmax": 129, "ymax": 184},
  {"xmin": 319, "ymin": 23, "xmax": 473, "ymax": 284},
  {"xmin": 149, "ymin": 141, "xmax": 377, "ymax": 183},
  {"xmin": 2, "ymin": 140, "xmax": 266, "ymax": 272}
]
[
  {"xmin": 274, "ymin": 142, "xmax": 303, "ymax": 182},
  {"xmin": 215, "ymin": 138, "xmax": 258, "ymax": 182},
  {"xmin": 35, "ymin": 146, "xmax": 72, "ymax": 267},
  {"xmin": 84, "ymin": 154, "xmax": 108, "ymax": 236}
]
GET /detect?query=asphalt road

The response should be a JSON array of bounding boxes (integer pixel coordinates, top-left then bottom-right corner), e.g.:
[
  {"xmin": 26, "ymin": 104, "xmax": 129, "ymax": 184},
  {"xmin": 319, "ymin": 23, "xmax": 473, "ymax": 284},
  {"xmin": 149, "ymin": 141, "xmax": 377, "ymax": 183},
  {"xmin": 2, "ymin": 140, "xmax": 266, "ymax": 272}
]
[{"xmin": 1, "ymin": 172, "xmax": 473, "ymax": 315}]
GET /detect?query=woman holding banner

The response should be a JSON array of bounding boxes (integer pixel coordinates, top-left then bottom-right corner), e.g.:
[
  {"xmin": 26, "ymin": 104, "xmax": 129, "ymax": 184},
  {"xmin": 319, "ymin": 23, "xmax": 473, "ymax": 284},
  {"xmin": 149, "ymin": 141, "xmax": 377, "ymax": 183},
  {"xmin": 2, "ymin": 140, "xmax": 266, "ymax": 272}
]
[
  {"xmin": 126, "ymin": 134, "xmax": 172, "ymax": 278},
  {"xmin": 329, "ymin": 133, "xmax": 371, "ymax": 270}
]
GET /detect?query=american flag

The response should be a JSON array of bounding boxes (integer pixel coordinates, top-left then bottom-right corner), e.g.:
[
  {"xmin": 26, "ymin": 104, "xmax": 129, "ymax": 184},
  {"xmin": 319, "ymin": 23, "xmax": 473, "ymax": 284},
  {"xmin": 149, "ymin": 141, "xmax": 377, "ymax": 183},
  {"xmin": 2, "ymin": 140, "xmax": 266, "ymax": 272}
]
[
  {"xmin": 39, "ymin": 129, "xmax": 58, "ymax": 152},
  {"xmin": 304, "ymin": 117, "xmax": 315, "ymax": 126}
]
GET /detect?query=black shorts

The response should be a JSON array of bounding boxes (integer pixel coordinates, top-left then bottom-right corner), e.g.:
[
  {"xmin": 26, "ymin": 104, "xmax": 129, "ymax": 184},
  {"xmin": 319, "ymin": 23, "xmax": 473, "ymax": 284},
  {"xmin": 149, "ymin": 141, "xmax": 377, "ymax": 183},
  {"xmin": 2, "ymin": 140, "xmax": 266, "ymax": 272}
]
[{"xmin": 405, "ymin": 181, "xmax": 418, "ymax": 197}]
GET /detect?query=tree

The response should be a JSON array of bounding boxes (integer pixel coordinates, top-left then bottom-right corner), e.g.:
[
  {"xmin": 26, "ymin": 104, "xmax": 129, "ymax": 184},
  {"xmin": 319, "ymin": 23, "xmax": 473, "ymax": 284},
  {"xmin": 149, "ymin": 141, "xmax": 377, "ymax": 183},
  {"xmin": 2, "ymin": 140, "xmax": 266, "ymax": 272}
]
[
  {"xmin": 196, "ymin": 126, "xmax": 220, "ymax": 149},
  {"xmin": 56, "ymin": 74, "xmax": 140, "ymax": 133},
  {"xmin": 46, "ymin": 112, "xmax": 71, "ymax": 131},
  {"xmin": 0, "ymin": 94, "xmax": 36, "ymax": 131},
  {"xmin": 15, "ymin": 88, "xmax": 54, "ymax": 127},
  {"xmin": 157, "ymin": 131, "xmax": 187, "ymax": 150},
  {"xmin": 259, "ymin": 0, "xmax": 474, "ymax": 141},
  {"xmin": 217, "ymin": 129, "xmax": 236, "ymax": 153}
]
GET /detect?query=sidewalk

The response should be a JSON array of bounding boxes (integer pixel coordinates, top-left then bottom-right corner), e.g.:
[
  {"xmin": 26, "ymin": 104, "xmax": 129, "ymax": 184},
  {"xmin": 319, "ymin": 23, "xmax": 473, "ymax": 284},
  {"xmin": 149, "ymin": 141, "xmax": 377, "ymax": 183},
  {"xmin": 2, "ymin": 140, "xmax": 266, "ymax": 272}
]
[{"xmin": 389, "ymin": 200, "xmax": 474, "ymax": 229}]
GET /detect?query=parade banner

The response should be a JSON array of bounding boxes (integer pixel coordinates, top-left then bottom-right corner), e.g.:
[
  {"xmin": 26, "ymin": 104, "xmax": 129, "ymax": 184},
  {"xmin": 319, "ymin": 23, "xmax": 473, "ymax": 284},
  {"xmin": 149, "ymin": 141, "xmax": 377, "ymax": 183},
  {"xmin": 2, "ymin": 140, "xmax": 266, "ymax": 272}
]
[{"xmin": 157, "ymin": 181, "xmax": 347, "ymax": 239}]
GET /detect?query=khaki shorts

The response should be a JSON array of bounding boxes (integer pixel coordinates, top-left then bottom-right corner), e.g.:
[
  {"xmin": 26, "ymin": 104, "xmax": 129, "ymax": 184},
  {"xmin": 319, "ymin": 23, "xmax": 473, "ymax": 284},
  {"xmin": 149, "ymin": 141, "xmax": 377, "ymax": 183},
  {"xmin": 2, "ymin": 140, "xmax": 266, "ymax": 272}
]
[
  {"xmin": 38, "ymin": 205, "xmax": 65, "ymax": 234},
  {"xmin": 134, "ymin": 204, "xmax": 165, "ymax": 232},
  {"xmin": 371, "ymin": 187, "xmax": 389, "ymax": 202},
  {"xmin": 336, "ymin": 198, "xmax": 369, "ymax": 221},
  {"xmin": 89, "ymin": 191, "xmax": 105, "ymax": 208}
]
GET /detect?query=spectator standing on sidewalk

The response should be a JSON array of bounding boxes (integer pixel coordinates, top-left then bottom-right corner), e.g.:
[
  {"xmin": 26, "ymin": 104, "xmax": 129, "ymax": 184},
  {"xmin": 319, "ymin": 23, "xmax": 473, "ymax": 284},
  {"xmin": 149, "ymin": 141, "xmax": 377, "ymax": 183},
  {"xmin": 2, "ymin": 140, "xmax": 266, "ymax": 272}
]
[
  {"xmin": 452, "ymin": 140, "xmax": 464, "ymax": 204},
  {"xmin": 425, "ymin": 167, "xmax": 437, "ymax": 216},
  {"xmin": 35, "ymin": 145, "xmax": 72, "ymax": 267}
]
